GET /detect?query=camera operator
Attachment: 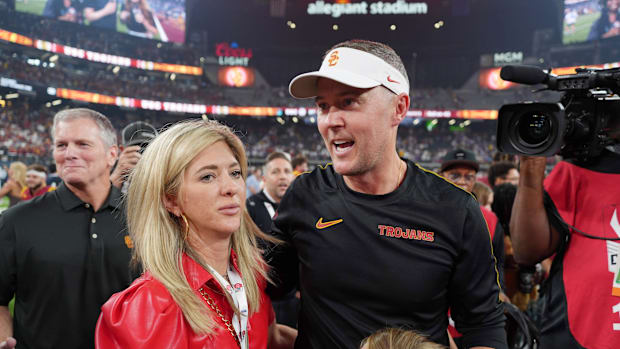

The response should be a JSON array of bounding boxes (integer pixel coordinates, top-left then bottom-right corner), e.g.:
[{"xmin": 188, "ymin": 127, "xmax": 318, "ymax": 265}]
[
  {"xmin": 110, "ymin": 121, "xmax": 157, "ymax": 191},
  {"xmin": 510, "ymin": 127, "xmax": 620, "ymax": 348}
]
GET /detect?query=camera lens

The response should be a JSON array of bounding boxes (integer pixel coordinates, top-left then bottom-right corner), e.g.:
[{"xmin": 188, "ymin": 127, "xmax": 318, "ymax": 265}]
[{"xmin": 517, "ymin": 112, "xmax": 551, "ymax": 147}]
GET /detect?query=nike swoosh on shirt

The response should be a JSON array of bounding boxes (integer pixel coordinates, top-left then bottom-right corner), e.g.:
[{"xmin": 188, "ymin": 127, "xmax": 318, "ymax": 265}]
[{"xmin": 316, "ymin": 217, "xmax": 343, "ymax": 229}]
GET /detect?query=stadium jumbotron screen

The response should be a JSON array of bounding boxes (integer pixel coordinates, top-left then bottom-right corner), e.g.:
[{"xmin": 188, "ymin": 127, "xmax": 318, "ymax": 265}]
[
  {"xmin": 563, "ymin": 0, "xmax": 620, "ymax": 44},
  {"xmin": 14, "ymin": 0, "xmax": 186, "ymax": 43}
]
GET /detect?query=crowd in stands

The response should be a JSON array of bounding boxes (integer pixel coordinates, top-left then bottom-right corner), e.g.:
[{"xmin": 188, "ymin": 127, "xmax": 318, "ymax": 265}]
[
  {"xmin": 0, "ymin": 41, "xmax": 567, "ymax": 113},
  {"xmin": 0, "ymin": 102, "xmax": 52, "ymax": 166},
  {"xmin": 0, "ymin": 97, "xmax": 504, "ymax": 169}
]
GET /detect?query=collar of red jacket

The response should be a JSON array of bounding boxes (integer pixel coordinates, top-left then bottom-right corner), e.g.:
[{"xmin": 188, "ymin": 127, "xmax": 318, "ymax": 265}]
[{"xmin": 182, "ymin": 250, "xmax": 242, "ymax": 291}]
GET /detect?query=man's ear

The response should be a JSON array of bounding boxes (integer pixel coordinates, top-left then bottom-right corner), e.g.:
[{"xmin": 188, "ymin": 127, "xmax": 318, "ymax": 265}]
[
  {"xmin": 391, "ymin": 93, "xmax": 410, "ymax": 127},
  {"xmin": 107, "ymin": 145, "xmax": 119, "ymax": 167},
  {"xmin": 163, "ymin": 194, "xmax": 181, "ymax": 217}
]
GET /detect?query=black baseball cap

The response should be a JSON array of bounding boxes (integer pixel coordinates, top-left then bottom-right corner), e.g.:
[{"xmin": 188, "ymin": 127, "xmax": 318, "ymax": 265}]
[
  {"xmin": 121, "ymin": 121, "xmax": 157, "ymax": 148},
  {"xmin": 440, "ymin": 149, "xmax": 480, "ymax": 172}
]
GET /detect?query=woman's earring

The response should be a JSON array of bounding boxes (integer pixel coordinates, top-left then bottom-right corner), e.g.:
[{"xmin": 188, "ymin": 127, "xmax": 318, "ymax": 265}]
[{"xmin": 181, "ymin": 214, "xmax": 190, "ymax": 241}]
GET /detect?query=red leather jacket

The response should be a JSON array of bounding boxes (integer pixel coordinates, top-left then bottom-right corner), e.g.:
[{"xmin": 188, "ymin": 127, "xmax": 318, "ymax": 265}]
[{"xmin": 95, "ymin": 252, "xmax": 274, "ymax": 348}]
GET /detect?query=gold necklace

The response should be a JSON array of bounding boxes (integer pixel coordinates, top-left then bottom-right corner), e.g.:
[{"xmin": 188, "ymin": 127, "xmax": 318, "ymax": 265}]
[
  {"xmin": 198, "ymin": 287, "xmax": 241, "ymax": 347},
  {"xmin": 395, "ymin": 159, "xmax": 404, "ymax": 191}
]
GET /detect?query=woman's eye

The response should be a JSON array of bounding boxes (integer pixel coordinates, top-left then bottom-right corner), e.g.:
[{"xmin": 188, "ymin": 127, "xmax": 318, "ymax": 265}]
[{"xmin": 231, "ymin": 170, "xmax": 242, "ymax": 178}]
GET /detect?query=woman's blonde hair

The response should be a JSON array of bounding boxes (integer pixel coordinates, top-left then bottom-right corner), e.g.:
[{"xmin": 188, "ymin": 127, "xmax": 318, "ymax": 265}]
[
  {"xmin": 126, "ymin": 119, "xmax": 271, "ymax": 335},
  {"xmin": 9, "ymin": 161, "xmax": 27, "ymax": 188},
  {"xmin": 361, "ymin": 328, "xmax": 446, "ymax": 349},
  {"xmin": 473, "ymin": 181, "xmax": 493, "ymax": 207}
]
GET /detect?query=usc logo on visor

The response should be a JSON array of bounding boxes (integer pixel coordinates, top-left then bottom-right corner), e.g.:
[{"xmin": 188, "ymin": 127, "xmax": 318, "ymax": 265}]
[{"xmin": 328, "ymin": 50, "xmax": 340, "ymax": 66}]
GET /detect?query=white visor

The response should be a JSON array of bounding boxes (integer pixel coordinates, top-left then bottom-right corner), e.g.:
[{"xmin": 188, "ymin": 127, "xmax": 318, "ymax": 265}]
[
  {"xmin": 26, "ymin": 170, "xmax": 46, "ymax": 179},
  {"xmin": 289, "ymin": 47, "xmax": 409, "ymax": 99}
]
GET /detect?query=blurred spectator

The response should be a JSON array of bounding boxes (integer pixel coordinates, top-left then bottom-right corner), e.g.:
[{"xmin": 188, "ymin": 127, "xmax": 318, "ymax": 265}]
[
  {"xmin": 488, "ymin": 161, "xmax": 520, "ymax": 188},
  {"xmin": 21, "ymin": 163, "xmax": 55, "ymax": 200},
  {"xmin": 291, "ymin": 153, "xmax": 308, "ymax": 176},
  {"xmin": 246, "ymin": 166, "xmax": 262, "ymax": 198},
  {"xmin": 0, "ymin": 161, "xmax": 26, "ymax": 207},
  {"xmin": 247, "ymin": 151, "xmax": 298, "ymax": 329},
  {"xmin": 472, "ymin": 181, "xmax": 493, "ymax": 210},
  {"xmin": 46, "ymin": 163, "xmax": 62, "ymax": 187}
]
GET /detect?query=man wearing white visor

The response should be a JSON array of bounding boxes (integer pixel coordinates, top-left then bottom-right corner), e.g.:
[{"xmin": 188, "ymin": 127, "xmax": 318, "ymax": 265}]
[
  {"xmin": 267, "ymin": 40, "xmax": 507, "ymax": 349},
  {"xmin": 22, "ymin": 164, "xmax": 55, "ymax": 200}
]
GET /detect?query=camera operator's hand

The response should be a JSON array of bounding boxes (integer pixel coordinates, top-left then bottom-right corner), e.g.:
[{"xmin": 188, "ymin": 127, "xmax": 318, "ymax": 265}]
[
  {"xmin": 0, "ymin": 337, "xmax": 16, "ymax": 349},
  {"xmin": 510, "ymin": 155, "xmax": 561, "ymax": 266},
  {"xmin": 518, "ymin": 156, "xmax": 547, "ymax": 189},
  {"xmin": 110, "ymin": 145, "xmax": 141, "ymax": 189}
]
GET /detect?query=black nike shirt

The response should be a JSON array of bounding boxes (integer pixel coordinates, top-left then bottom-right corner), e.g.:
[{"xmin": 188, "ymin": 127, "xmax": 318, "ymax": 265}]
[{"xmin": 267, "ymin": 160, "xmax": 507, "ymax": 349}]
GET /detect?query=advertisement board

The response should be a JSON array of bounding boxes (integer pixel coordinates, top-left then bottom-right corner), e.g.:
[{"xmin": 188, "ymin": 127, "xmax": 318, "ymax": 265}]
[
  {"xmin": 15, "ymin": 0, "xmax": 186, "ymax": 43},
  {"xmin": 217, "ymin": 67, "xmax": 256, "ymax": 87},
  {"xmin": 563, "ymin": 0, "xmax": 620, "ymax": 44}
]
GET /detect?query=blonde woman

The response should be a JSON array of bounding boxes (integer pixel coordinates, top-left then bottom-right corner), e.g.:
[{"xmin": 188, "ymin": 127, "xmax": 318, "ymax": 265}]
[
  {"xmin": 0, "ymin": 162, "xmax": 27, "ymax": 207},
  {"xmin": 472, "ymin": 181, "xmax": 493, "ymax": 210},
  {"xmin": 95, "ymin": 120, "xmax": 296, "ymax": 348},
  {"xmin": 360, "ymin": 328, "xmax": 447, "ymax": 349}
]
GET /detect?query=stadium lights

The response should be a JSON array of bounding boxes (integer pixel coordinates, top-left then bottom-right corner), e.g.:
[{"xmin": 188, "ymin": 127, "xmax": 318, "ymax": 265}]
[
  {"xmin": 276, "ymin": 116, "xmax": 285, "ymax": 124},
  {"xmin": 333, "ymin": 24, "xmax": 339, "ymax": 31},
  {"xmin": 201, "ymin": 114, "xmax": 208, "ymax": 120},
  {"xmin": 309, "ymin": 117, "xmax": 316, "ymax": 123},
  {"xmin": 52, "ymin": 99, "xmax": 62, "ymax": 106},
  {"xmin": 448, "ymin": 119, "xmax": 456, "ymax": 125},
  {"xmin": 434, "ymin": 20, "xmax": 444, "ymax": 29},
  {"xmin": 49, "ymin": 55, "xmax": 58, "ymax": 63},
  {"xmin": 390, "ymin": 24, "xmax": 396, "ymax": 31},
  {"xmin": 464, "ymin": 120, "xmax": 471, "ymax": 126},
  {"xmin": 0, "ymin": 100, "xmax": 5, "ymax": 108},
  {"xmin": 112, "ymin": 66, "xmax": 120, "ymax": 74},
  {"xmin": 413, "ymin": 118, "xmax": 421, "ymax": 125},
  {"xmin": 5, "ymin": 93, "xmax": 19, "ymax": 99},
  {"xmin": 157, "ymin": 43, "xmax": 162, "ymax": 48},
  {"xmin": 292, "ymin": 116, "xmax": 299, "ymax": 123},
  {"xmin": 45, "ymin": 102, "xmax": 52, "ymax": 108},
  {"xmin": 170, "ymin": 73, "xmax": 176, "ymax": 81}
]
